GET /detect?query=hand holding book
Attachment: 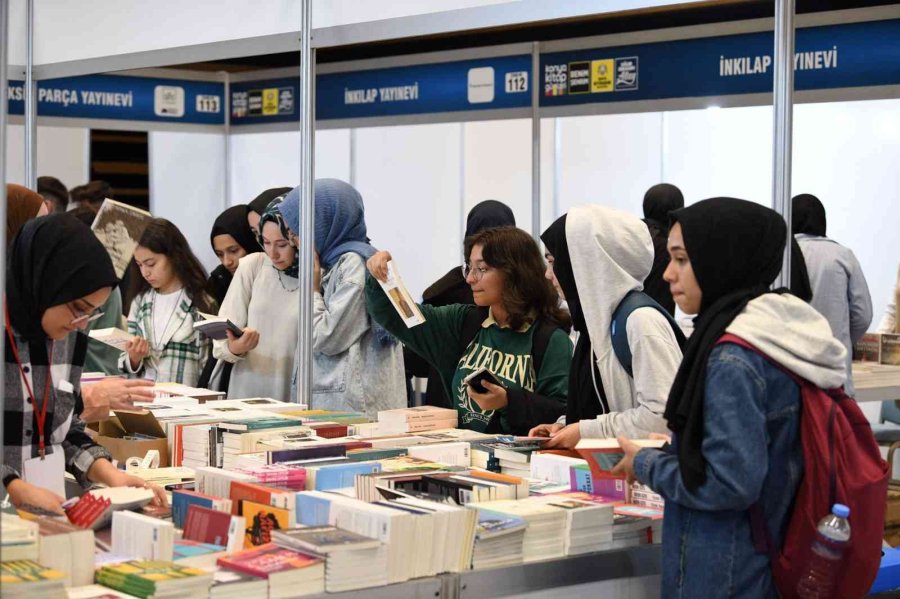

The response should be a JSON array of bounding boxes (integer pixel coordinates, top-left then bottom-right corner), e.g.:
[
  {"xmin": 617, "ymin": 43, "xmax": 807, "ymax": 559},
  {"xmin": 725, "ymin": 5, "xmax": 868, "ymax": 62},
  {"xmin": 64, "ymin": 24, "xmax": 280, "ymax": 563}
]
[{"xmin": 227, "ymin": 327, "xmax": 260, "ymax": 355}]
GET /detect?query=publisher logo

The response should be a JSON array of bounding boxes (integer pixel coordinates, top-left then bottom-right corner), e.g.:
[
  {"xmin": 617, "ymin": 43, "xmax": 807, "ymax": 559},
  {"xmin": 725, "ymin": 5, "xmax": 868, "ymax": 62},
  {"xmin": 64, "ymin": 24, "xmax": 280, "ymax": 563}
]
[
  {"xmin": 567, "ymin": 61, "xmax": 591, "ymax": 94},
  {"xmin": 591, "ymin": 59, "xmax": 614, "ymax": 93},
  {"xmin": 468, "ymin": 67, "xmax": 495, "ymax": 104},
  {"xmin": 615, "ymin": 57, "xmax": 639, "ymax": 91},
  {"xmin": 544, "ymin": 63, "xmax": 568, "ymax": 97}
]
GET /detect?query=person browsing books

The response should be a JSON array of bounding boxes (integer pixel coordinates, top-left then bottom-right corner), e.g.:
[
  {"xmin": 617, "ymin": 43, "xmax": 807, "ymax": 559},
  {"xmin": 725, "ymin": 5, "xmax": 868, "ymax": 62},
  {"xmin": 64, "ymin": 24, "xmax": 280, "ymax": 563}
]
[
  {"xmin": 213, "ymin": 194, "xmax": 299, "ymax": 401},
  {"xmin": 276, "ymin": 179, "xmax": 405, "ymax": 416},
  {"xmin": 2, "ymin": 215, "xmax": 167, "ymax": 515},
  {"xmin": 366, "ymin": 227, "xmax": 572, "ymax": 434},
  {"xmin": 612, "ymin": 198, "xmax": 847, "ymax": 598},
  {"xmin": 208, "ymin": 204, "xmax": 263, "ymax": 306},
  {"xmin": 408, "ymin": 200, "xmax": 518, "ymax": 409},
  {"xmin": 121, "ymin": 219, "xmax": 215, "ymax": 387},
  {"xmin": 246, "ymin": 187, "xmax": 292, "ymax": 236},
  {"xmin": 198, "ymin": 204, "xmax": 265, "ymax": 393},
  {"xmin": 792, "ymin": 193, "xmax": 872, "ymax": 395},
  {"xmin": 529, "ymin": 205, "xmax": 684, "ymax": 448}
]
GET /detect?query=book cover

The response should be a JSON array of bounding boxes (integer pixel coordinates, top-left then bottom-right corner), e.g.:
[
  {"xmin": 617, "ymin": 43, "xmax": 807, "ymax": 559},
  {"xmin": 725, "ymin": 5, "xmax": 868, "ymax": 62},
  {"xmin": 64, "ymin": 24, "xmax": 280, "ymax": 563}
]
[
  {"xmin": 230, "ymin": 480, "xmax": 280, "ymax": 516},
  {"xmin": 0, "ymin": 559, "xmax": 66, "ymax": 583},
  {"xmin": 570, "ymin": 463, "xmax": 628, "ymax": 500},
  {"xmin": 854, "ymin": 332, "xmax": 882, "ymax": 362},
  {"xmin": 376, "ymin": 260, "xmax": 426, "ymax": 327},
  {"xmin": 242, "ymin": 501, "xmax": 292, "ymax": 548},
  {"xmin": 173, "ymin": 539, "xmax": 225, "ymax": 560},
  {"xmin": 182, "ymin": 505, "xmax": 235, "ymax": 546},
  {"xmin": 574, "ymin": 438, "xmax": 665, "ymax": 480},
  {"xmin": 171, "ymin": 489, "xmax": 228, "ymax": 529},
  {"xmin": 272, "ymin": 526, "xmax": 380, "ymax": 553},
  {"xmin": 217, "ymin": 543, "xmax": 322, "ymax": 578},
  {"xmin": 193, "ymin": 312, "xmax": 243, "ymax": 341},
  {"xmin": 295, "ymin": 492, "xmax": 333, "ymax": 527},
  {"xmin": 267, "ymin": 443, "xmax": 348, "ymax": 464},
  {"xmin": 474, "ymin": 509, "xmax": 528, "ymax": 539},
  {"xmin": 882, "ymin": 334, "xmax": 900, "ymax": 366},
  {"xmin": 377, "ymin": 405, "xmax": 457, "ymax": 423},
  {"xmin": 614, "ymin": 504, "xmax": 664, "ymax": 520},
  {"xmin": 313, "ymin": 462, "xmax": 382, "ymax": 491},
  {"xmin": 90, "ymin": 199, "xmax": 153, "ymax": 279}
]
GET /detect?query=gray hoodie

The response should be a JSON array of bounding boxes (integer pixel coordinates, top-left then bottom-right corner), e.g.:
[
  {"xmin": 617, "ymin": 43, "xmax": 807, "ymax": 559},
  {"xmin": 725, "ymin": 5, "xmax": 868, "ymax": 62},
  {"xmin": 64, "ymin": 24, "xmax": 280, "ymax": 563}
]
[{"xmin": 564, "ymin": 205, "xmax": 684, "ymax": 439}]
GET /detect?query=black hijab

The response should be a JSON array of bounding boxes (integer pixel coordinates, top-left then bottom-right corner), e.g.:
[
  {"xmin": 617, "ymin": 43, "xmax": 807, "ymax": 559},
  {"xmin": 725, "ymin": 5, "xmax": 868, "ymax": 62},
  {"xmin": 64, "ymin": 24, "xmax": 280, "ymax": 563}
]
[
  {"xmin": 423, "ymin": 200, "xmax": 517, "ymax": 304},
  {"xmin": 7, "ymin": 215, "xmax": 118, "ymax": 342},
  {"xmin": 248, "ymin": 187, "xmax": 292, "ymax": 216},
  {"xmin": 663, "ymin": 198, "xmax": 788, "ymax": 491},
  {"xmin": 792, "ymin": 193, "xmax": 827, "ymax": 237},
  {"xmin": 541, "ymin": 214, "xmax": 608, "ymax": 423},
  {"xmin": 210, "ymin": 205, "xmax": 263, "ymax": 255},
  {"xmin": 642, "ymin": 183, "xmax": 685, "ymax": 226},
  {"xmin": 465, "ymin": 200, "xmax": 516, "ymax": 239}
]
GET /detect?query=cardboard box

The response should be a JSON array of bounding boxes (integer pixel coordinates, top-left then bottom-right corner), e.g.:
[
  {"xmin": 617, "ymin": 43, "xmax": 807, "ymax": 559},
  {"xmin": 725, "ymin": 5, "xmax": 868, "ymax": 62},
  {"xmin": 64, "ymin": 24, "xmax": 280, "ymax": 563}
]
[{"xmin": 95, "ymin": 410, "xmax": 169, "ymax": 468}]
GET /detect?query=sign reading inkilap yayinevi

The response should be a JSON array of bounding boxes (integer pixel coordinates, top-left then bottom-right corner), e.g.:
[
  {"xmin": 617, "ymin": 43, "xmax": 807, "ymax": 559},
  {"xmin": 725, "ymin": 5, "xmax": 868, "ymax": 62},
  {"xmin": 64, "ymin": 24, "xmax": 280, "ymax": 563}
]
[
  {"xmin": 229, "ymin": 55, "xmax": 532, "ymax": 125},
  {"xmin": 6, "ymin": 75, "xmax": 225, "ymax": 124},
  {"xmin": 540, "ymin": 19, "xmax": 900, "ymax": 108}
]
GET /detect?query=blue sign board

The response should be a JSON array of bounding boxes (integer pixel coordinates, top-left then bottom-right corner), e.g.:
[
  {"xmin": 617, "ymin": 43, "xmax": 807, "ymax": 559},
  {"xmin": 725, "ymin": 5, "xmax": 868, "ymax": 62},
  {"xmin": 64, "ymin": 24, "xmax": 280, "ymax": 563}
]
[
  {"xmin": 540, "ymin": 19, "xmax": 900, "ymax": 107},
  {"xmin": 230, "ymin": 54, "xmax": 532, "ymax": 125},
  {"xmin": 7, "ymin": 74, "xmax": 225, "ymax": 124}
]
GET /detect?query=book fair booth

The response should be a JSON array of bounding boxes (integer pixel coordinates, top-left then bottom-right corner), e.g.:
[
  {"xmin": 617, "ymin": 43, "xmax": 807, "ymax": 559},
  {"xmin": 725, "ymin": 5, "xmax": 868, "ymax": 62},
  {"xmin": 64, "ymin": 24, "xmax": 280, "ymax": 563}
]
[{"xmin": 2, "ymin": 1, "xmax": 900, "ymax": 597}]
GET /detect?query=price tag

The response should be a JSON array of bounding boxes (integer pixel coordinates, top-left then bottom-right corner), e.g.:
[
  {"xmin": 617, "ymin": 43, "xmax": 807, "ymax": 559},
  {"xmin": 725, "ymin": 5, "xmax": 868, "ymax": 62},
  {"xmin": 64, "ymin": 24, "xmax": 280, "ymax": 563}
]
[
  {"xmin": 504, "ymin": 71, "xmax": 529, "ymax": 93},
  {"xmin": 196, "ymin": 94, "xmax": 221, "ymax": 113}
]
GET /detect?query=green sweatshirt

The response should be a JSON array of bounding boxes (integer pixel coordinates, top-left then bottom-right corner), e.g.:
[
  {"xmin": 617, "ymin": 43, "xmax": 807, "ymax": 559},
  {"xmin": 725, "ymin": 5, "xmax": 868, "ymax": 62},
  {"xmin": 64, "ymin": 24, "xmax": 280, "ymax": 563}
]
[{"xmin": 365, "ymin": 276, "xmax": 572, "ymax": 434}]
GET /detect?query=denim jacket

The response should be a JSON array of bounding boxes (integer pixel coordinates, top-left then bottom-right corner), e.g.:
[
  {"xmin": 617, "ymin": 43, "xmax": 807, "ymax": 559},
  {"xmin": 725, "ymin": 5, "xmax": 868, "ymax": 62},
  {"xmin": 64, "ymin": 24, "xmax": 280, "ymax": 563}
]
[
  {"xmin": 293, "ymin": 253, "xmax": 406, "ymax": 417},
  {"xmin": 634, "ymin": 343, "xmax": 803, "ymax": 599}
]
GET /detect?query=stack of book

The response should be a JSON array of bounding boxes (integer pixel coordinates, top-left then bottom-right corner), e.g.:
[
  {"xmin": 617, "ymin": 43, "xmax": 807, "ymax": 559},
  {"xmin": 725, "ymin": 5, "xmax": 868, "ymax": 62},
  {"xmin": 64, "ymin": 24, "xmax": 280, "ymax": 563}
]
[
  {"xmin": 194, "ymin": 466, "xmax": 257, "ymax": 499},
  {"xmin": 208, "ymin": 568, "xmax": 268, "ymax": 599},
  {"xmin": 273, "ymin": 526, "xmax": 388, "ymax": 592},
  {"xmin": 172, "ymin": 539, "xmax": 227, "ymax": 570},
  {"xmin": 65, "ymin": 487, "xmax": 155, "ymax": 530},
  {"xmin": 111, "ymin": 511, "xmax": 175, "ymax": 561},
  {"xmin": 376, "ymin": 406, "xmax": 458, "ymax": 434},
  {"xmin": 0, "ymin": 513, "xmax": 38, "ymax": 561},
  {"xmin": 407, "ymin": 441, "xmax": 471, "ymax": 467},
  {"xmin": 470, "ymin": 508, "xmax": 528, "ymax": 569},
  {"xmin": 529, "ymin": 495, "xmax": 615, "ymax": 555},
  {"xmin": 35, "ymin": 516, "xmax": 96, "ymax": 586},
  {"xmin": 66, "ymin": 583, "xmax": 141, "ymax": 598},
  {"xmin": 611, "ymin": 505, "xmax": 664, "ymax": 548},
  {"xmin": 216, "ymin": 543, "xmax": 325, "ymax": 598},
  {"xmin": 95, "ymin": 560, "xmax": 214, "ymax": 599},
  {"xmin": 0, "ymin": 560, "xmax": 66, "ymax": 598},
  {"xmin": 467, "ymin": 499, "xmax": 566, "ymax": 563},
  {"xmin": 233, "ymin": 463, "xmax": 307, "ymax": 490},
  {"xmin": 472, "ymin": 438, "xmax": 546, "ymax": 477}
]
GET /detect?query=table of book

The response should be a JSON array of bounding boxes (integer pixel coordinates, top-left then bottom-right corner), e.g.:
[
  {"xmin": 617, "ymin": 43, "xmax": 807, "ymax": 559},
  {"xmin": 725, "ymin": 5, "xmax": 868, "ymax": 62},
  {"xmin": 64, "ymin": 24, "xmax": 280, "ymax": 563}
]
[
  {"xmin": 853, "ymin": 362, "xmax": 900, "ymax": 403},
  {"xmin": 302, "ymin": 544, "xmax": 661, "ymax": 599}
]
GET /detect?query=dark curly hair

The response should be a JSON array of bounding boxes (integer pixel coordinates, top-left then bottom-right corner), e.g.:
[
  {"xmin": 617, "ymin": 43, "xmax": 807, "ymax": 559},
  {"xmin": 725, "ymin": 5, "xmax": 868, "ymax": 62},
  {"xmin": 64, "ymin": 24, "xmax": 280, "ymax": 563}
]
[
  {"xmin": 131, "ymin": 218, "xmax": 215, "ymax": 314},
  {"xmin": 464, "ymin": 227, "xmax": 571, "ymax": 331}
]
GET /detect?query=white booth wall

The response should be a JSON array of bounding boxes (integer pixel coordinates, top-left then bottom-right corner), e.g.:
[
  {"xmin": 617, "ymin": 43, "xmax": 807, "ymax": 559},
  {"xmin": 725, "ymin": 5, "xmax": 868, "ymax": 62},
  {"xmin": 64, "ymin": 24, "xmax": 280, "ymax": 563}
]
[{"xmin": 4, "ymin": 123, "xmax": 89, "ymax": 187}]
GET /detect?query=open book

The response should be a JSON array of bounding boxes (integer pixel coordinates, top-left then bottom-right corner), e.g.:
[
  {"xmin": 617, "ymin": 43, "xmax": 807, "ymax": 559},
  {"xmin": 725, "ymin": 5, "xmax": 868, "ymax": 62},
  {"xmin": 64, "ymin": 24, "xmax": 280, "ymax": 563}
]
[
  {"xmin": 88, "ymin": 327, "xmax": 132, "ymax": 351},
  {"xmin": 193, "ymin": 312, "xmax": 244, "ymax": 340},
  {"xmin": 378, "ymin": 260, "xmax": 426, "ymax": 328},
  {"xmin": 91, "ymin": 198, "xmax": 153, "ymax": 279}
]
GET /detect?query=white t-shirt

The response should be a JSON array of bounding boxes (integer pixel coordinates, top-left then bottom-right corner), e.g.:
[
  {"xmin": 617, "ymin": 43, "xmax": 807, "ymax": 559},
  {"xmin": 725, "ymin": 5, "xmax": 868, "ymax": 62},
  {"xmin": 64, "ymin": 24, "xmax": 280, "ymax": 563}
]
[{"xmin": 151, "ymin": 288, "xmax": 184, "ymax": 348}]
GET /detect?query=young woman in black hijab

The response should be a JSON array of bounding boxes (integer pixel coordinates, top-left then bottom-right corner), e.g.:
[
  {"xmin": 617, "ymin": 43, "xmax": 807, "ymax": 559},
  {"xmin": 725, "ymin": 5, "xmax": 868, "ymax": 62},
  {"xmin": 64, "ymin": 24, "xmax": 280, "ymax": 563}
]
[
  {"xmin": 613, "ymin": 198, "xmax": 846, "ymax": 598},
  {"xmin": 3, "ymin": 215, "xmax": 167, "ymax": 514},
  {"xmin": 208, "ymin": 205, "xmax": 263, "ymax": 305},
  {"xmin": 246, "ymin": 187, "xmax": 292, "ymax": 234},
  {"xmin": 642, "ymin": 183, "xmax": 684, "ymax": 315}
]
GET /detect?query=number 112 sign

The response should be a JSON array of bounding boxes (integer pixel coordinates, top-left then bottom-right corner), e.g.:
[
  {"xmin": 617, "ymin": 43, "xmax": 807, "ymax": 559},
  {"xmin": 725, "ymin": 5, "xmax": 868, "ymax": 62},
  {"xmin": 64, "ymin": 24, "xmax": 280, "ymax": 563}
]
[{"xmin": 505, "ymin": 71, "xmax": 529, "ymax": 93}]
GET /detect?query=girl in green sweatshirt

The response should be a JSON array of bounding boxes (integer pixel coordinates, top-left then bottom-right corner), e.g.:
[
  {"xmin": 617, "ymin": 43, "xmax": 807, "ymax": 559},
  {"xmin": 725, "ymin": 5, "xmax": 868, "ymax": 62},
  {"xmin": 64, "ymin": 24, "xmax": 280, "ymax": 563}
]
[{"xmin": 366, "ymin": 227, "xmax": 572, "ymax": 435}]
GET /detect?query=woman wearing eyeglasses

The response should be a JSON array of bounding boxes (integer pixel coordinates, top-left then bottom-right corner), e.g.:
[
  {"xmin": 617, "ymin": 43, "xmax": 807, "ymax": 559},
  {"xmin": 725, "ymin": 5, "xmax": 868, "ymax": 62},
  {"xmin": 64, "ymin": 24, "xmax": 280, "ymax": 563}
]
[
  {"xmin": 366, "ymin": 227, "xmax": 572, "ymax": 435},
  {"xmin": 121, "ymin": 219, "xmax": 214, "ymax": 386},
  {"xmin": 2, "ymin": 215, "xmax": 168, "ymax": 515}
]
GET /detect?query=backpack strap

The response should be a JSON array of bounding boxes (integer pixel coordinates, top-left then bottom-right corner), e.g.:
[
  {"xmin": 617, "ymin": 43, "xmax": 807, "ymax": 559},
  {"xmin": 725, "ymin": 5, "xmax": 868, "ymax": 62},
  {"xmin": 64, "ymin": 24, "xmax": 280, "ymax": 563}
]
[
  {"xmin": 611, "ymin": 290, "xmax": 687, "ymax": 377},
  {"xmin": 530, "ymin": 318, "xmax": 558, "ymax": 375}
]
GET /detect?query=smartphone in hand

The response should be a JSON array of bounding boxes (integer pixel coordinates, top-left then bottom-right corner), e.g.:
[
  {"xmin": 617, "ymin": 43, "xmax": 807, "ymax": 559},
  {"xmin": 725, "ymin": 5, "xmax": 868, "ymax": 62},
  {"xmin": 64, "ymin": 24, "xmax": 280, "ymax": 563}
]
[{"xmin": 463, "ymin": 367, "xmax": 506, "ymax": 394}]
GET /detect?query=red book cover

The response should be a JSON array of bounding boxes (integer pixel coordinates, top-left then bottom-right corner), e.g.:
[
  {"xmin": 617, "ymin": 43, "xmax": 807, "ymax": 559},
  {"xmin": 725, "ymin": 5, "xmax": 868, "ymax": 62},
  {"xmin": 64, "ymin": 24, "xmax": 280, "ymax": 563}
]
[
  {"xmin": 229, "ymin": 480, "xmax": 281, "ymax": 516},
  {"xmin": 308, "ymin": 423, "xmax": 348, "ymax": 439},
  {"xmin": 183, "ymin": 504, "xmax": 234, "ymax": 546},
  {"xmin": 217, "ymin": 543, "xmax": 322, "ymax": 578}
]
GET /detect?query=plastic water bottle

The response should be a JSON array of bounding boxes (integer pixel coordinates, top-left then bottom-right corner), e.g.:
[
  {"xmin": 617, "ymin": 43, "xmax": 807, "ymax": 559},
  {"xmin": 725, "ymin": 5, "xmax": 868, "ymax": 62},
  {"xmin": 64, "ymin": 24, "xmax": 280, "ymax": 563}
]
[{"xmin": 796, "ymin": 503, "xmax": 852, "ymax": 599}]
